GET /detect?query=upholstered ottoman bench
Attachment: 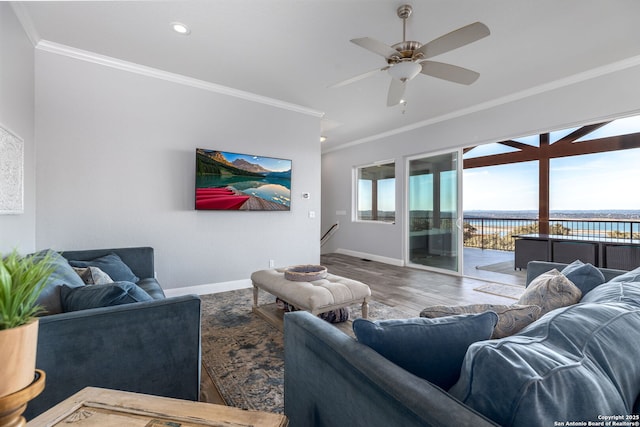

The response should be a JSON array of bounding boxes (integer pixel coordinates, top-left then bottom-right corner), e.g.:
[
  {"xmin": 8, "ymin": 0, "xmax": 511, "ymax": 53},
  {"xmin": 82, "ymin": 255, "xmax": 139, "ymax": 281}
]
[{"xmin": 250, "ymin": 269, "xmax": 371, "ymax": 320}]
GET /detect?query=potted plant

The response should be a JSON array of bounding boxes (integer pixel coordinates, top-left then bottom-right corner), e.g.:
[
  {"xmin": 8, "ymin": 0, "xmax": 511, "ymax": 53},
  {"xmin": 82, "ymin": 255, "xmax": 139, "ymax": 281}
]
[{"xmin": 0, "ymin": 249, "xmax": 55, "ymax": 397}]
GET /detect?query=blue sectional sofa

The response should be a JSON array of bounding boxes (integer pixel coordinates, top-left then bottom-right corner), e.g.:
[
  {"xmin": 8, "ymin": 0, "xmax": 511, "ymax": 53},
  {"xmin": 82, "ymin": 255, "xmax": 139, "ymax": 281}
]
[
  {"xmin": 284, "ymin": 261, "xmax": 640, "ymax": 427},
  {"xmin": 25, "ymin": 247, "xmax": 201, "ymax": 419}
]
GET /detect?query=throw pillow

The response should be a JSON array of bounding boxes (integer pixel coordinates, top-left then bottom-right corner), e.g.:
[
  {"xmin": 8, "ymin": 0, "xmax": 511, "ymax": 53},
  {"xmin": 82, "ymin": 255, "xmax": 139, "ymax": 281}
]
[
  {"xmin": 31, "ymin": 249, "xmax": 86, "ymax": 315},
  {"xmin": 352, "ymin": 312, "xmax": 498, "ymax": 390},
  {"xmin": 60, "ymin": 281, "xmax": 152, "ymax": 312},
  {"xmin": 561, "ymin": 260, "xmax": 605, "ymax": 296},
  {"xmin": 517, "ymin": 269, "xmax": 582, "ymax": 316},
  {"xmin": 73, "ymin": 266, "xmax": 113, "ymax": 285},
  {"xmin": 67, "ymin": 253, "xmax": 139, "ymax": 283},
  {"xmin": 420, "ymin": 304, "xmax": 541, "ymax": 339}
]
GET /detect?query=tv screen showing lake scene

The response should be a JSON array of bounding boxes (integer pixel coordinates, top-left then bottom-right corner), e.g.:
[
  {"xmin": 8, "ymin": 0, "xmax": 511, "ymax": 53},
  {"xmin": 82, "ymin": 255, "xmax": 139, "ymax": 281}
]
[{"xmin": 195, "ymin": 148, "xmax": 291, "ymax": 211}]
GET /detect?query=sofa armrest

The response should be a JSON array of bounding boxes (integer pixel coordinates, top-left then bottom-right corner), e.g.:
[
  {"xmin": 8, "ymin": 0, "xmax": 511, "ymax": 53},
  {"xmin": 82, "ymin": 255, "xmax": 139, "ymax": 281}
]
[
  {"xmin": 26, "ymin": 295, "xmax": 201, "ymax": 419},
  {"xmin": 60, "ymin": 247, "xmax": 155, "ymax": 279},
  {"xmin": 284, "ymin": 311, "xmax": 498, "ymax": 427}
]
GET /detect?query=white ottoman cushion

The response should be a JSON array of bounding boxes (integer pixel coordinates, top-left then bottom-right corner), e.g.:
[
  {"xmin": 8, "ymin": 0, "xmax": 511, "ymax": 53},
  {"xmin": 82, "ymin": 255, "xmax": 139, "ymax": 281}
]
[{"xmin": 251, "ymin": 269, "xmax": 371, "ymax": 314}]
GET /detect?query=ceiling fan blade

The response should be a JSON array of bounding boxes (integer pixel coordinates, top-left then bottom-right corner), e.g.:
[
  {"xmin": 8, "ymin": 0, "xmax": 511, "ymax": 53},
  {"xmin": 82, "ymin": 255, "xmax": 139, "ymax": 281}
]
[
  {"xmin": 351, "ymin": 37, "xmax": 399, "ymax": 59},
  {"xmin": 329, "ymin": 66, "xmax": 389, "ymax": 88},
  {"xmin": 387, "ymin": 78, "xmax": 406, "ymax": 106},
  {"xmin": 420, "ymin": 61, "xmax": 480, "ymax": 85},
  {"xmin": 417, "ymin": 22, "xmax": 490, "ymax": 59}
]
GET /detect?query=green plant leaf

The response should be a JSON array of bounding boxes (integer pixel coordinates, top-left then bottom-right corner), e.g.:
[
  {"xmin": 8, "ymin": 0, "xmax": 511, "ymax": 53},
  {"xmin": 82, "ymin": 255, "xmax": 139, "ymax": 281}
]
[{"xmin": 0, "ymin": 249, "xmax": 56, "ymax": 330}]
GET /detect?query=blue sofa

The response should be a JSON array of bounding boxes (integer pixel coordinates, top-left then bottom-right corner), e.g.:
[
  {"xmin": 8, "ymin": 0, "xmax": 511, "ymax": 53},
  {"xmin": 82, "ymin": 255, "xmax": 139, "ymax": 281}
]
[
  {"xmin": 25, "ymin": 247, "xmax": 201, "ymax": 419},
  {"xmin": 284, "ymin": 261, "xmax": 640, "ymax": 426}
]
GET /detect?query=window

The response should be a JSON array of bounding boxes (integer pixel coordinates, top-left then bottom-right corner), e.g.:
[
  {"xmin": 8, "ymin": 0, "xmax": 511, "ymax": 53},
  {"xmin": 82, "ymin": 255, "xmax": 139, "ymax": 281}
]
[{"xmin": 355, "ymin": 161, "xmax": 395, "ymax": 223}]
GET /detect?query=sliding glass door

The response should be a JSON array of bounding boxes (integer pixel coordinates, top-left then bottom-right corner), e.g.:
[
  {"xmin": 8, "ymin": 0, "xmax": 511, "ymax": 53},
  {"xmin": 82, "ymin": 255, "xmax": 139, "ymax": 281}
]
[{"xmin": 407, "ymin": 151, "xmax": 462, "ymax": 273}]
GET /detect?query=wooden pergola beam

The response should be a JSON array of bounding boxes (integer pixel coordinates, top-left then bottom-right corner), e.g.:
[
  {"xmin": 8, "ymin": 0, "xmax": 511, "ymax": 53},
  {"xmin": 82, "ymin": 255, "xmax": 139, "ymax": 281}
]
[
  {"xmin": 499, "ymin": 139, "xmax": 534, "ymax": 151},
  {"xmin": 463, "ymin": 131, "xmax": 640, "ymax": 169},
  {"xmin": 553, "ymin": 121, "xmax": 612, "ymax": 147}
]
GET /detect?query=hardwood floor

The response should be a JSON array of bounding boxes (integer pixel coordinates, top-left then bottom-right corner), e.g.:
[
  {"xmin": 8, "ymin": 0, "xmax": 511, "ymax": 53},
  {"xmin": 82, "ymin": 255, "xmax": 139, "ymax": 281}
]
[{"xmin": 320, "ymin": 252, "xmax": 521, "ymax": 316}]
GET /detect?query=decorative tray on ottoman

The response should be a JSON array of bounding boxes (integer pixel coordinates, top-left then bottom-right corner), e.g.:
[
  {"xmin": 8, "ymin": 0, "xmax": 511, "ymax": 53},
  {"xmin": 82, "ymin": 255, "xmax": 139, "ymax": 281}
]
[{"xmin": 284, "ymin": 265, "xmax": 328, "ymax": 282}]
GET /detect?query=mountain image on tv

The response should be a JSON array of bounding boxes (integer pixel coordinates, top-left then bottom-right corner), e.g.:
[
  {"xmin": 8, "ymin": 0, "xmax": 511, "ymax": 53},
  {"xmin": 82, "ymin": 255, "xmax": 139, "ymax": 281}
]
[{"xmin": 195, "ymin": 148, "xmax": 291, "ymax": 211}]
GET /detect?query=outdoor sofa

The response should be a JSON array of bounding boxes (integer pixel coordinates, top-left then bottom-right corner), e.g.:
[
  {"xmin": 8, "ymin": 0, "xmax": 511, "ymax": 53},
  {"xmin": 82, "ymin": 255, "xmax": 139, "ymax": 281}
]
[
  {"xmin": 284, "ymin": 260, "xmax": 640, "ymax": 426},
  {"xmin": 25, "ymin": 247, "xmax": 201, "ymax": 419}
]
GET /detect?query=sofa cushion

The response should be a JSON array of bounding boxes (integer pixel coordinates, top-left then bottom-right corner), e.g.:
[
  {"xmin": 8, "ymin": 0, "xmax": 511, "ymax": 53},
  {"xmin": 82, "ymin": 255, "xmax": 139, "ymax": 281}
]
[
  {"xmin": 353, "ymin": 312, "xmax": 498, "ymax": 390},
  {"xmin": 449, "ymin": 302, "xmax": 640, "ymax": 426},
  {"xmin": 420, "ymin": 304, "xmax": 541, "ymax": 339},
  {"xmin": 67, "ymin": 253, "xmax": 139, "ymax": 283},
  {"xmin": 580, "ymin": 280, "xmax": 640, "ymax": 306},
  {"xmin": 517, "ymin": 269, "xmax": 581, "ymax": 315},
  {"xmin": 608, "ymin": 265, "xmax": 640, "ymax": 283},
  {"xmin": 60, "ymin": 281, "xmax": 152, "ymax": 312},
  {"xmin": 73, "ymin": 266, "xmax": 113, "ymax": 285},
  {"xmin": 561, "ymin": 260, "xmax": 605, "ymax": 296},
  {"xmin": 32, "ymin": 249, "xmax": 86, "ymax": 315}
]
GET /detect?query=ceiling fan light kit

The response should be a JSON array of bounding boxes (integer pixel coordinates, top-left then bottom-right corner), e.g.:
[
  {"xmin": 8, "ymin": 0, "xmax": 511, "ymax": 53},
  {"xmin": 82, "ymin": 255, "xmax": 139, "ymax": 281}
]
[
  {"xmin": 335, "ymin": 4, "xmax": 489, "ymax": 107},
  {"xmin": 388, "ymin": 61, "xmax": 422, "ymax": 81}
]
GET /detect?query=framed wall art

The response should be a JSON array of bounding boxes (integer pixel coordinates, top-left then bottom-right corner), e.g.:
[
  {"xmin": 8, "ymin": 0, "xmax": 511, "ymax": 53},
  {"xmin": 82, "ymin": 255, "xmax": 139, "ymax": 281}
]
[{"xmin": 0, "ymin": 124, "xmax": 24, "ymax": 214}]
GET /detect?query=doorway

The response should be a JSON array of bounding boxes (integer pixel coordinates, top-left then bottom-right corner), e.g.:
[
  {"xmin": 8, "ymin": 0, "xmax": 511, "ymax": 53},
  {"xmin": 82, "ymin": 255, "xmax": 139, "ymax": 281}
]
[{"xmin": 407, "ymin": 151, "xmax": 461, "ymax": 273}]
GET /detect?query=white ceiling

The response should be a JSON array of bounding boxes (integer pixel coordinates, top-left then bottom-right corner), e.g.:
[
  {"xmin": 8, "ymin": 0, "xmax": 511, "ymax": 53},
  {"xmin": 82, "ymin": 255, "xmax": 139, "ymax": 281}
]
[{"xmin": 16, "ymin": 1, "xmax": 640, "ymax": 152}]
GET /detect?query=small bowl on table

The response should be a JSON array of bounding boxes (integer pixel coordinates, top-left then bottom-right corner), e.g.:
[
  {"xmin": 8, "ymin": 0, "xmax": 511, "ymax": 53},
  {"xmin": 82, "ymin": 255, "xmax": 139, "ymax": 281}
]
[{"xmin": 284, "ymin": 265, "xmax": 328, "ymax": 282}]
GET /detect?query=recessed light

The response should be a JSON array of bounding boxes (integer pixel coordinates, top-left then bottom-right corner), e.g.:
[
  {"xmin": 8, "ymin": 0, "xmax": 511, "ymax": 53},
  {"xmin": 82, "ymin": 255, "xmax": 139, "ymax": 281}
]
[
  {"xmin": 171, "ymin": 22, "xmax": 191, "ymax": 35},
  {"xmin": 320, "ymin": 136, "xmax": 327, "ymax": 142}
]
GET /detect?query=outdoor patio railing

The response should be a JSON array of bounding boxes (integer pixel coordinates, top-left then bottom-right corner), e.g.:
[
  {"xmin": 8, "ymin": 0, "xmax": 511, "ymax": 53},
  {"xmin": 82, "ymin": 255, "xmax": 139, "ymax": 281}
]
[{"xmin": 463, "ymin": 217, "xmax": 640, "ymax": 251}]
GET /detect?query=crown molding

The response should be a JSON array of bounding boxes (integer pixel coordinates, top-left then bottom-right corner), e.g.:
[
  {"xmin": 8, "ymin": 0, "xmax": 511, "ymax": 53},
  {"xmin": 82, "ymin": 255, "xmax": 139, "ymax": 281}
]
[
  {"xmin": 10, "ymin": 2, "xmax": 40, "ymax": 47},
  {"xmin": 323, "ymin": 53, "xmax": 640, "ymax": 154},
  {"xmin": 35, "ymin": 40, "xmax": 324, "ymax": 119}
]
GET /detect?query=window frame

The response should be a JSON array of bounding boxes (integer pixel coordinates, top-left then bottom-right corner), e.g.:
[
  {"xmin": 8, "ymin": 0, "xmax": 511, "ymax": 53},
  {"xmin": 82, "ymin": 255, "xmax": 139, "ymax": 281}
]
[{"xmin": 353, "ymin": 160, "xmax": 396, "ymax": 224}]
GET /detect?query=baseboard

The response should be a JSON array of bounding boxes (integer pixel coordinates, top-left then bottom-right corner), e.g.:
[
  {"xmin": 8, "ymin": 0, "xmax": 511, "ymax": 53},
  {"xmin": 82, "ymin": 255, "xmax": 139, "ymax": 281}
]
[
  {"xmin": 334, "ymin": 248, "xmax": 405, "ymax": 267},
  {"xmin": 163, "ymin": 279, "xmax": 252, "ymax": 297}
]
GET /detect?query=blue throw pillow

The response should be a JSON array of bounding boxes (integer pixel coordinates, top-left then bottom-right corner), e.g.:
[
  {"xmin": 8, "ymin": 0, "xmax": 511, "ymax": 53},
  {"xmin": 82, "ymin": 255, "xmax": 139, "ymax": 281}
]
[
  {"xmin": 561, "ymin": 260, "xmax": 605, "ymax": 296},
  {"xmin": 31, "ymin": 249, "xmax": 86, "ymax": 315},
  {"xmin": 67, "ymin": 253, "xmax": 139, "ymax": 283},
  {"xmin": 353, "ymin": 312, "xmax": 498, "ymax": 390},
  {"xmin": 60, "ymin": 282, "xmax": 152, "ymax": 312}
]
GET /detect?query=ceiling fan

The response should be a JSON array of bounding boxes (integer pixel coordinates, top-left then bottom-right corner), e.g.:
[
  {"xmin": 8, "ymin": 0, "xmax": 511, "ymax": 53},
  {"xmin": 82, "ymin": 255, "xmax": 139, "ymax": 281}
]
[{"xmin": 332, "ymin": 4, "xmax": 490, "ymax": 107}]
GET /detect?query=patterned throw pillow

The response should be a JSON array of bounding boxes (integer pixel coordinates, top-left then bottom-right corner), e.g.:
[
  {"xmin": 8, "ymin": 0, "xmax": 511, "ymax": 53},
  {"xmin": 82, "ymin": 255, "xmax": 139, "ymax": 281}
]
[
  {"xmin": 517, "ymin": 269, "xmax": 582, "ymax": 316},
  {"xmin": 420, "ymin": 304, "xmax": 542, "ymax": 338},
  {"xmin": 73, "ymin": 266, "xmax": 113, "ymax": 285}
]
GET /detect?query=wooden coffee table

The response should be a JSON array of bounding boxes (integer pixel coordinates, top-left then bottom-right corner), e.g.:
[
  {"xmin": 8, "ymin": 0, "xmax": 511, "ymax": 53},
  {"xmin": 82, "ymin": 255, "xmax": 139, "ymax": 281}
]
[{"xmin": 27, "ymin": 387, "xmax": 288, "ymax": 427}]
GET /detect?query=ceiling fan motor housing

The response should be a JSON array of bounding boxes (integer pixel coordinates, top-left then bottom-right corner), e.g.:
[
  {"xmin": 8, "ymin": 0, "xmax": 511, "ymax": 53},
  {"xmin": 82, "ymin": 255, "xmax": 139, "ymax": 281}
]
[{"xmin": 389, "ymin": 41, "xmax": 424, "ymax": 63}]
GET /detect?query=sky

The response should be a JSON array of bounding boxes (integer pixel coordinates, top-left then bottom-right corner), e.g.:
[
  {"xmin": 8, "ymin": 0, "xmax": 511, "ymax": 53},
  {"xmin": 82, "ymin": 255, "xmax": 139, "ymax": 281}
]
[
  {"xmin": 360, "ymin": 114, "xmax": 640, "ymax": 213},
  {"xmin": 463, "ymin": 147, "xmax": 640, "ymax": 211}
]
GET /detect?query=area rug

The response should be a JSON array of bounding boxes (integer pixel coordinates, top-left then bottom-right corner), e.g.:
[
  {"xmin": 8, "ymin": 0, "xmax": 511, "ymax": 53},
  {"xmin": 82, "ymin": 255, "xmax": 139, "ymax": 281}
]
[
  {"xmin": 199, "ymin": 288, "xmax": 411, "ymax": 414},
  {"xmin": 473, "ymin": 282, "xmax": 525, "ymax": 300},
  {"xmin": 475, "ymin": 260, "xmax": 525, "ymax": 277}
]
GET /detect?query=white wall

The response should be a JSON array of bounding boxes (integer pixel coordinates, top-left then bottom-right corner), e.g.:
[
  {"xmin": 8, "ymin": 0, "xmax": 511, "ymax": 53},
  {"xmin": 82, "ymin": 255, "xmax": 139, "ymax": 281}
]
[
  {"xmin": 0, "ymin": 4, "xmax": 36, "ymax": 254},
  {"xmin": 35, "ymin": 50, "xmax": 321, "ymax": 289},
  {"xmin": 321, "ymin": 64, "xmax": 640, "ymax": 264}
]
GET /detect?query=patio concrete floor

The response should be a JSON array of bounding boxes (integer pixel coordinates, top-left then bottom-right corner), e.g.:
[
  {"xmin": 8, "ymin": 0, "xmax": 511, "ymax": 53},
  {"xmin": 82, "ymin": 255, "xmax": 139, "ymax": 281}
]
[{"xmin": 463, "ymin": 247, "xmax": 526, "ymax": 286}]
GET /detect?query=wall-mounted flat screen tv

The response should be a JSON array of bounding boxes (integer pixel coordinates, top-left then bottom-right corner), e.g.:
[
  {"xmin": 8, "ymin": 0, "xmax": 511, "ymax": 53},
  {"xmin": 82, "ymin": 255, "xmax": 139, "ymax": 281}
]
[{"xmin": 195, "ymin": 148, "xmax": 291, "ymax": 211}]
